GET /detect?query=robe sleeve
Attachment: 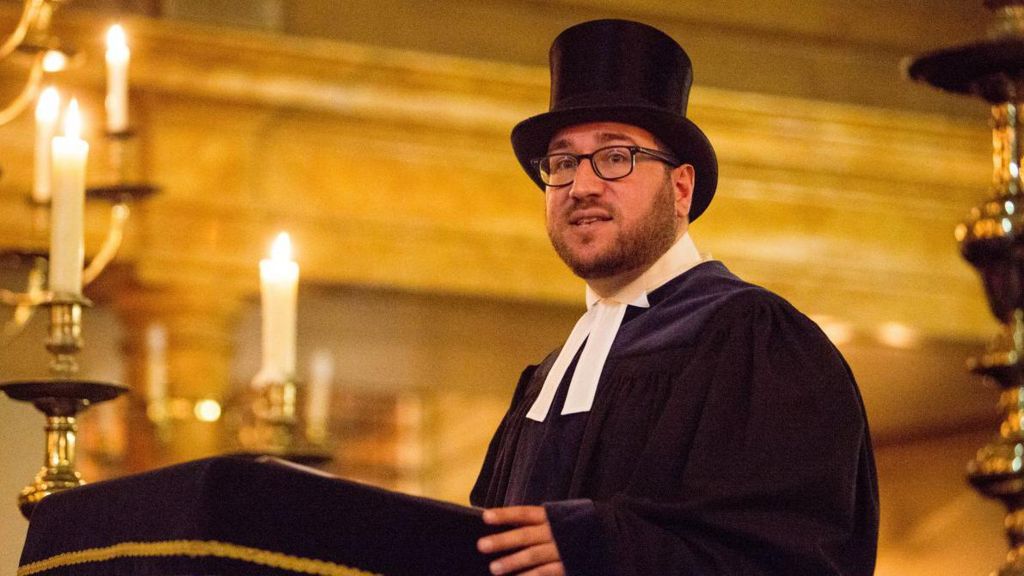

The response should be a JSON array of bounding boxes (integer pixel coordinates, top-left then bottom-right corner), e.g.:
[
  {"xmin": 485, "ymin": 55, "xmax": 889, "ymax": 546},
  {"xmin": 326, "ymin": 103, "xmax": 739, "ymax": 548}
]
[{"xmin": 544, "ymin": 291, "xmax": 879, "ymax": 576}]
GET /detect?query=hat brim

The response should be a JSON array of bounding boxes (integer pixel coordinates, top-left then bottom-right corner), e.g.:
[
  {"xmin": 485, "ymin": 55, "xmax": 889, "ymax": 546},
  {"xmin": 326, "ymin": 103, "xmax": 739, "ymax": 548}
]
[{"xmin": 511, "ymin": 105, "xmax": 718, "ymax": 222}]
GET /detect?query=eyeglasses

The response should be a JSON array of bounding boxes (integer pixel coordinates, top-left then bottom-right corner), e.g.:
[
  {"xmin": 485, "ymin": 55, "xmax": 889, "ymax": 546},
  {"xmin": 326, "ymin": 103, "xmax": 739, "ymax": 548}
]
[{"xmin": 531, "ymin": 145, "xmax": 680, "ymax": 188}]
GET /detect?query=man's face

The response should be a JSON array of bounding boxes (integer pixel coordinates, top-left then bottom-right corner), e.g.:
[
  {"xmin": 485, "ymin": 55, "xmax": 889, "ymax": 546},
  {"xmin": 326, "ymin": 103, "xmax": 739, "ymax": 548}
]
[{"xmin": 544, "ymin": 122, "xmax": 695, "ymax": 283}]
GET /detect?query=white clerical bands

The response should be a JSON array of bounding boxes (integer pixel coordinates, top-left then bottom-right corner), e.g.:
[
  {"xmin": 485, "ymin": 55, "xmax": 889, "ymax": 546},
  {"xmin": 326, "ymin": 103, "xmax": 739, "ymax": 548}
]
[{"xmin": 526, "ymin": 294, "xmax": 650, "ymax": 422}]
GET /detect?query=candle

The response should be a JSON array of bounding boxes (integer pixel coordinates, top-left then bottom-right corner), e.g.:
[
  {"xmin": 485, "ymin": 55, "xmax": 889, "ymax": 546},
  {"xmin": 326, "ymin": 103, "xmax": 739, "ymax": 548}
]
[
  {"xmin": 306, "ymin": 349, "xmax": 334, "ymax": 440},
  {"xmin": 257, "ymin": 232, "xmax": 299, "ymax": 385},
  {"xmin": 145, "ymin": 323, "xmax": 168, "ymax": 405},
  {"xmin": 33, "ymin": 87, "xmax": 60, "ymax": 203},
  {"xmin": 49, "ymin": 99, "xmax": 88, "ymax": 295},
  {"xmin": 105, "ymin": 24, "xmax": 130, "ymax": 133}
]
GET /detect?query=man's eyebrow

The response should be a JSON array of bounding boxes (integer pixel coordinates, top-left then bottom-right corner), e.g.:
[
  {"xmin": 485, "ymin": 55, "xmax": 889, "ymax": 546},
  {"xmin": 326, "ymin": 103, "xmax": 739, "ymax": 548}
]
[
  {"xmin": 547, "ymin": 137, "xmax": 572, "ymax": 152},
  {"xmin": 547, "ymin": 132, "xmax": 639, "ymax": 153},
  {"xmin": 597, "ymin": 132, "xmax": 637, "ymax": 145}
]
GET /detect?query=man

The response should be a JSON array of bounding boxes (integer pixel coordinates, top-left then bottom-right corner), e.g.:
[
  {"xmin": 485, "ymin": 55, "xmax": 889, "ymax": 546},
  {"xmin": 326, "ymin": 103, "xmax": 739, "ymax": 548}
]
[{"xmin": 471, "ymin": 19, "xmax": 879, "ymax": 576}]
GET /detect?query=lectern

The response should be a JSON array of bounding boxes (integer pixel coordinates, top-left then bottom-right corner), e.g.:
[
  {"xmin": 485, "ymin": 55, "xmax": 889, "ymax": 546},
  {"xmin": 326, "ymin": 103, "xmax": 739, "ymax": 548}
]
[{"xmin": 16, "ymin": 456, "xmax": 499, "ymax": 576}]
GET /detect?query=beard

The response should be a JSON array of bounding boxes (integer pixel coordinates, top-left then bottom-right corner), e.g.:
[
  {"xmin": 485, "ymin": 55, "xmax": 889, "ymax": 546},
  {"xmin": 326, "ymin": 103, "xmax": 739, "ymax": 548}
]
[{"xmin": 547, "ymin": 177, "xmax": 679, "ymax": 280}]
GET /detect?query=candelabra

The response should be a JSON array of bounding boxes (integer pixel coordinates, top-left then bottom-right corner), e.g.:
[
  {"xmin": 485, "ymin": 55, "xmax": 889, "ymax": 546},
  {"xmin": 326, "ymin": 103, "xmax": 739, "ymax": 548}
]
[
  {"xmin": 0, "ymin": 0, "xmax": 76, "ymax": 128},
  {"xmin": 0, "ymin": 155, "xmax": 156, "ymax": 519},
  {"xmin": 907, "ymin": 1, "xmax": 1024, "ymax": 573},
  {"xmin": 0, "ymin": 0, "xmax": 160, "ymax": 516},
  {"xmin": 0, "ymin": 294, "xmax": 126, "ymax": 519},
  {"xmin": 0, "ymin": 125, "xmax": 161, "ymax": 518}
]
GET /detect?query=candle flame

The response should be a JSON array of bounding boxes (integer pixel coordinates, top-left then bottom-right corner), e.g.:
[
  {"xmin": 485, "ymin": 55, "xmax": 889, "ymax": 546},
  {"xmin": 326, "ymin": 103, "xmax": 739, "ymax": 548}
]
[
  {"xmin": 35, "ymin": 87, "xmax": 59, "ymax": 122},
  {"xmin": 63, "ymin": 99, "xmax": 82, "ymax": 140},
  {"xmin": 41, "ymin": 50, "xmax": 68, "ymax": 72},
  {"xmin": 106, "ymin": 24, "xmax": 128, "ymax": 56},
  {"xmin": 193, "ymin": 399, "xmax": 222, "ymax": 422},
  {"xmin": 270, "ymin": 232, "xmax": 292, "ymax": 262}
]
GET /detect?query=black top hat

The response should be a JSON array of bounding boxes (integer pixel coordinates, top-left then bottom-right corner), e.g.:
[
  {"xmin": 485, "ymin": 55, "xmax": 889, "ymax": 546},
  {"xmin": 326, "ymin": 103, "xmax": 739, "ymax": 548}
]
[{"xmin": 511, "ymin": 19, "xmax": 718, "ymax": 221}]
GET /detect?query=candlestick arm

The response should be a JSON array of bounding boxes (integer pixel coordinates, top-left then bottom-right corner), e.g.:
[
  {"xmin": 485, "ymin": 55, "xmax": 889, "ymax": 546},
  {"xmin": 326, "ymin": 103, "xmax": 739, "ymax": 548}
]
[
  {"xmin": 0, "ymin": 0, "xmax": 44, "ymax": 61},
  {"xmin": 82, "ymin": 202, "xmax": 129, "ymax": 287},
  {"xmin": 0, "ymin": 52, "xmax": 44, "ymax": 127}
]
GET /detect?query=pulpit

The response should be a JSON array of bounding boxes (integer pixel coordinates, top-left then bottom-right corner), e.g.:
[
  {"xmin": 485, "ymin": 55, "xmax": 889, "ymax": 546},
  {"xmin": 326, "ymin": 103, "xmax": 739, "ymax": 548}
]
[{"xmin": 16, "ymin": 456, "xmax": 499, "ymax": 576}]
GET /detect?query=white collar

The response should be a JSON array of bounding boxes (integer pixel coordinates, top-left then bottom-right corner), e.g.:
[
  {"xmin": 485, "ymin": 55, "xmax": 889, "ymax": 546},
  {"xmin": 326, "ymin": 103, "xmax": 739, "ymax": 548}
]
[{"xmin": 524, "ymin": 232, "xmax": 705, "ymax": 421}]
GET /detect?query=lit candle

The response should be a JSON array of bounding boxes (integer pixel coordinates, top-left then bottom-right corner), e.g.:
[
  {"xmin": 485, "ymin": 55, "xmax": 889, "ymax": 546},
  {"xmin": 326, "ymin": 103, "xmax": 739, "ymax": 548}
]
[
  {"xmin": 105, "ymin": 24, "xmax": 130, "ymax": 133},
  {"xmin": 257, "ymin": 232, "xmax": 299, "ymax": 385},
  {"xmin": 49, "ymin": 99, "xmax": 88, "ymax": 295},
  {"xmin": 33, "ymin": 87, "xmax": 60, "ymax": 203}
]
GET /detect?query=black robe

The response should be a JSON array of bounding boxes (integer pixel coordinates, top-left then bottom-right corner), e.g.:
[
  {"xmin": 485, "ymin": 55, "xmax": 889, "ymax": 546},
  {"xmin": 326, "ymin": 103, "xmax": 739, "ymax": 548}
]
[{"xmin": 471, "ymin": 261, "xmax": 878, "ymax": 575}]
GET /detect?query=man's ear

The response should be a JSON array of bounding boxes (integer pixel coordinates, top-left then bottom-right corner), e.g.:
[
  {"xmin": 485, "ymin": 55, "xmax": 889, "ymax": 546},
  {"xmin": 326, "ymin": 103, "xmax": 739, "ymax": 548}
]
[{"xmin": 672, "ymin": 164, "xmax": 695, "ymax": 220}]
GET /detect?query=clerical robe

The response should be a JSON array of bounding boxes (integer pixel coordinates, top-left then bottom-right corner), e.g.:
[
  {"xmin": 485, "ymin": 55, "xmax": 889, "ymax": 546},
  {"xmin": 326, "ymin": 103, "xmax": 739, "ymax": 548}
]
[{"xmin": 471, "ymin": 261, "xmax": 879, "ymax": 575}]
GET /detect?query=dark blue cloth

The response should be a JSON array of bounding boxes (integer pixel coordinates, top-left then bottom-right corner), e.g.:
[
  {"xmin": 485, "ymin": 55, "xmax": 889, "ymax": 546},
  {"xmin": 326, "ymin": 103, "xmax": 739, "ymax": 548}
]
[{"xmin": 21, "ymin": 456, "xmax": 502, "ymax": 575}]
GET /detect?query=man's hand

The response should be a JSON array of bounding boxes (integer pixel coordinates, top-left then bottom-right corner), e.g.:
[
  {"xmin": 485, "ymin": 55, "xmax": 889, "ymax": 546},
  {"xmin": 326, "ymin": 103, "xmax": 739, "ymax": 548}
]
[{"xmin": 477, "ymin": 506, "xmax": 565, "ymax": 576}]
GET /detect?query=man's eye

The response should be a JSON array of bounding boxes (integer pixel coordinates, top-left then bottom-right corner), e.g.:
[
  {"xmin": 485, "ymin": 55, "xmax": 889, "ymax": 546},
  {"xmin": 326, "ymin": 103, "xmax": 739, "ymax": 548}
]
[
  {"xmin": 602, "ymin": 150, "xmax": 629, "ymax": 164},
  {"xmin": 550, "ymin": 156, "xmax": 576, "ymax": 172}
]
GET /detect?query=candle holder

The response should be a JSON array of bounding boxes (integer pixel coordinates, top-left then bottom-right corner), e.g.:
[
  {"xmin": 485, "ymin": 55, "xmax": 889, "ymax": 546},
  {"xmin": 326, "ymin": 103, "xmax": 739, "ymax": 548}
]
[
  {"xmin": 236, "ymin": 378, "xmax": 331, "ymax": 467},
  {"xmin": 2, "ymin": 200, "xmax": 132, "ymax": 346},
  {"xmin": 906, "ymin": 1, "xmax": 1024, "ymax": 573},
  {"xmin": 84, "ymin": 127, "xmax": 159, "ymax": 276},
  {"xmin": 0, "ymin": 293, "xmax": 127, "ymax": 518},
  {"xmin": 88, "ymin": 129, "xmax": 160, "ymax": 205}
]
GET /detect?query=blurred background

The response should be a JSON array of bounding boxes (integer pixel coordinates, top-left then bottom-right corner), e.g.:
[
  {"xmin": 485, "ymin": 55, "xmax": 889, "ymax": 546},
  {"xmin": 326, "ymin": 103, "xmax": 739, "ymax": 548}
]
[{"xmin": 0, "ymin": 1, "xmax": 1008, "ymax": 574}]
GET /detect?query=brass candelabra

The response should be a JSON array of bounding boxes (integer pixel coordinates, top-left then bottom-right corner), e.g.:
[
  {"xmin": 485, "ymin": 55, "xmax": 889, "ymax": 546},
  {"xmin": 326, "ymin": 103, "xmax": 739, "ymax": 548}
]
[
  {"xmin": 908, "ymin": 1, "xmax": 1024, "ymax": 573},
  {"xmin": 0, "ymin": 0, "xmax": 77, "ymax": 128},
  {"xmin": 0, "ymin": 293, "xmax": 127, "ymax": 518},
  {"xmin": 0, "ymin": 125, "xmax": 159, "ymax": 517}
]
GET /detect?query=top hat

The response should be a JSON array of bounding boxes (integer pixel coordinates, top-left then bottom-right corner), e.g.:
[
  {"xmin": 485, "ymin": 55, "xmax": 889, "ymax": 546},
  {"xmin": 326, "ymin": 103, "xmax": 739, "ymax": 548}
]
[{"xmin": 511, "ymin": 19, "xmax": 718, "ymax": 221}]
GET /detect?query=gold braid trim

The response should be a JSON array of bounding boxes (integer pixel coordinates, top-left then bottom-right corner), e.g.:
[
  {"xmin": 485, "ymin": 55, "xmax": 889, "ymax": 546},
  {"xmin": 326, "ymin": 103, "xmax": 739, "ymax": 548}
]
[{"xmin": 17, "ymin": 540, "xmax": 382, "ymax": 576}]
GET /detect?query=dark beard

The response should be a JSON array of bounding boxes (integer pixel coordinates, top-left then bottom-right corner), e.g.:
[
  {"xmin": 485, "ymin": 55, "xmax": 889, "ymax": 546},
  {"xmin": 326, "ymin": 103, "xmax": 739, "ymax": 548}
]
[{"xmin": 549, "ymin": 178, "xmax": 679, "ymax": 280}]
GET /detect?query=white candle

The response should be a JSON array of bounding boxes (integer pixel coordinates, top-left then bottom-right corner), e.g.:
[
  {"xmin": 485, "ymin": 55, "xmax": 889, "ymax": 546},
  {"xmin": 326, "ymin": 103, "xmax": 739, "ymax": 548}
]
[
  {"xmin": 306, "ymin": 349, "xmax": 334, "ymax": 439},
  {"xmin": 257, "ymin": 232, "xmax": 299, "ymax": 385},
  {"xmin": 33, "ymin": 87, "xmax": 60, "ymax": 203},
  {"xmin": 49, "ymin": 99, "xmax": 88, "ymax": 295},
  {"xmin": 105, "ymin": 24, "xmax": 130, "ymax": 133},
  {"xmin": 146, "ymin": 323, "xmax": 168, "ymax": 405}
]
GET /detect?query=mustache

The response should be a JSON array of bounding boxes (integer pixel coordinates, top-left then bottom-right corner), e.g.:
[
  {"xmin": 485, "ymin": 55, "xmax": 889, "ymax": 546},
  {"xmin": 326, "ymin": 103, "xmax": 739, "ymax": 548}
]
[{"xmin": 562, "ymin": 198, "xmax": 614, "ymax": 215}]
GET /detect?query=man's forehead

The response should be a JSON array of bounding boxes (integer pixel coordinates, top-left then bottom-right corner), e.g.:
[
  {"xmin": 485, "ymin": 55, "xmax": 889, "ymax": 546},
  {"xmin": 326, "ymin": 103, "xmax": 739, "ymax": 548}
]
[{"xmin": 547, "ymin": 122, "xmax": 656, "ymax": 152}]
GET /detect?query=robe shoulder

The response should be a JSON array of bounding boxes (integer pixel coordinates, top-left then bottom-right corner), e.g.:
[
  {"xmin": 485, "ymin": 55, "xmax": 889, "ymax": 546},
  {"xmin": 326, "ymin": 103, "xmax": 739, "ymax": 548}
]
[{"xmin": 566, "ymin": 287, "xmax": 878, "ymax": 575}]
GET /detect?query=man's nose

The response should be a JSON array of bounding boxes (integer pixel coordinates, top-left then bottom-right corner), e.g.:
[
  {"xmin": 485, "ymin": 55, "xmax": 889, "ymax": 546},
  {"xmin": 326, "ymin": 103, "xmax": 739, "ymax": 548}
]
[{"xmin": 569, "ymin": 159, "xmax": 603, "ymax": 199}]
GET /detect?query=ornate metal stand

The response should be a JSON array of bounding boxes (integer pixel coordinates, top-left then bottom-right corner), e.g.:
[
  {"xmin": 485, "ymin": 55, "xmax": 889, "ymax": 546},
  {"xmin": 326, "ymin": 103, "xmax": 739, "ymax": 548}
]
[
  {"xmin": 907, "ymin": 2, "xmax": 1024, "ymax": 573},
  {"xmin": 0, "ymin": 294, "xmax": 127, "ymax": 518},
  {"xmin": 236, "ymin": 379, "xmax": 331, "ymax": 467}
]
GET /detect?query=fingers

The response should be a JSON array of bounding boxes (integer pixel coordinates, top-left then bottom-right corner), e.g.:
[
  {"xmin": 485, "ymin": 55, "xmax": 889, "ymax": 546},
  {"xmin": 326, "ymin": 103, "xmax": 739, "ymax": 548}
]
[
  {"xmin": 477, "ymin": 506, "xmax": 564, "ymax": 575},
  {"xmin": 482, "ymin": 505, "xmax": 548, "ymax": 526},
  {"xmin": 478, "ymin": 523, "xmax": 553, "ymax": 554},
  {"xmin": 486, "ymin": 543, "xmax": 564, "ymax": 576}
]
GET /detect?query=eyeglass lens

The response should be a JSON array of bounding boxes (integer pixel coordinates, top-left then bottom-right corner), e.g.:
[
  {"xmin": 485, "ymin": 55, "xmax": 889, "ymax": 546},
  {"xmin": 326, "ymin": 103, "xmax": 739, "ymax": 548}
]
[{"xmin": 539, "ymin": 146, "xmax": 635, "ymax": 186}]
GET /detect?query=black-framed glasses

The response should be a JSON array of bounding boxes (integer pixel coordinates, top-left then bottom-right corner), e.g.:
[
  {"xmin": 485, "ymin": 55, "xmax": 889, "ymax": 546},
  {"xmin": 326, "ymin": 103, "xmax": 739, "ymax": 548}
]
[{"xmin": 531, "ymin": 145, "xmax": 680, "ymax": 188}]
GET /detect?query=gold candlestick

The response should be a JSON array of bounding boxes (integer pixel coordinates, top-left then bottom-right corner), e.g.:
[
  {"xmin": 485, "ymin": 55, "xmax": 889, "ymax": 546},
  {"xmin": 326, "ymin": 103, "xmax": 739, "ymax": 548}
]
[
  {"xmin": 0, "ymin": 293, "xmax": 127, "ymax": 518},
  {"xmin": 907, "ymin": 1, "xmax": 1024, "ymax": 573}
]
